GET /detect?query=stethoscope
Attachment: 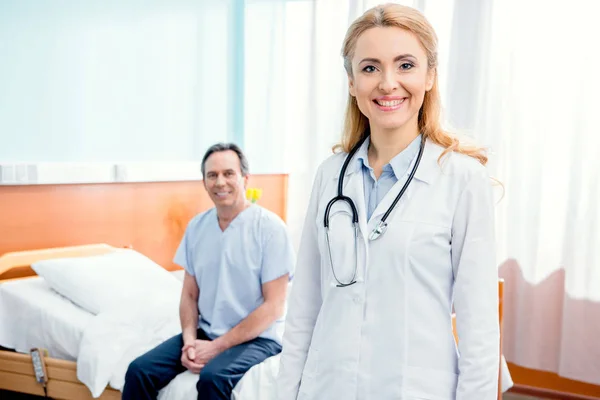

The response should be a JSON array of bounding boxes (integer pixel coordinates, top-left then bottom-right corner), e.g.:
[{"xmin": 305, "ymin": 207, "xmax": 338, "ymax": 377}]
[{"xmin": 323, "ymin": 132, "xmax": 426, "ymax": 287}]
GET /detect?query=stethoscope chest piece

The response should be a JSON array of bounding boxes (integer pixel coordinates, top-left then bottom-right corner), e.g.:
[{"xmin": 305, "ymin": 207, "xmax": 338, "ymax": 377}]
[{"xmin": 368, "ymin": 220, "xmax": 388, "ymax": 241}]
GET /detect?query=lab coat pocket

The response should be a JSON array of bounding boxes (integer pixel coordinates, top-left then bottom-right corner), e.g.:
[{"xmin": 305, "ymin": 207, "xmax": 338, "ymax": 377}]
[
  {"xmin": 405, "ymin": 366, "xmax": 458, "ymax": 400},
  {"xmin": 298, "ymin": 348, "xmax": 319, "ymax": 398}
]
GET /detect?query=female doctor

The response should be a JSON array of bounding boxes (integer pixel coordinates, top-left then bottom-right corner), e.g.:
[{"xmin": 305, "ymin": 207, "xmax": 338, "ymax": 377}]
[{"xmin": 277, "ymin": 4, "xmax": 499, "ymax": 400}]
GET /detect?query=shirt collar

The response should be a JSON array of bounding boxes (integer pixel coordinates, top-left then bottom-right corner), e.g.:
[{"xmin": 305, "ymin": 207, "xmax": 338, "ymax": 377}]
[
  {"xmin": 354, "ymin": 134, "xmax": 422, "ymax": 179},
  {"xmin": 355, "ymin": 136, "xmax": 371, "ymax": 172},
  {"xmin": 340, "ymin": 135, "xmax": 442, "ymax": 185}
]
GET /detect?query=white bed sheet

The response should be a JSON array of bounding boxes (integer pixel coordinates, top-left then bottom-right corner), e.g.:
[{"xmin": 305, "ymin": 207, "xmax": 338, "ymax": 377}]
[
  {"xmin": 0, "ymin": 271, "xmax": 186, "ymax": 358},
  {"xmin": 0, "ymin": 276, "xmax": 93, "ymax": 360}
]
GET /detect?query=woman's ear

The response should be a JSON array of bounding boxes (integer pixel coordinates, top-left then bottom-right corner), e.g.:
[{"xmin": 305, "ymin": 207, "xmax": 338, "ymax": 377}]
[
  {"xmin": 348, "ymin": 74, "xmax": 356, "ymax": 97},
  {"xmin": 426, "ymin": 68, "xmax": 435, "ymax": 91}
]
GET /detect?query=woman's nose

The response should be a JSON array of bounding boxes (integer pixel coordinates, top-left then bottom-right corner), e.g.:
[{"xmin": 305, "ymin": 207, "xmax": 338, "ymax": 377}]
[{"xmin": 378, "ymin": 70, "xmax": 398, "ymax": 93}]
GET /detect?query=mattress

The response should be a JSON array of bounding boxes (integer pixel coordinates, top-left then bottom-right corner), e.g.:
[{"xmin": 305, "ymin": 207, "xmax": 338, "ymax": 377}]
[
  {"xmin": 0, "ymin": 276, "xmax": 94, "ymax": 360},
  {"xmin": 0, "ymin": 270, "xmax": 186, "ymax": 359}
]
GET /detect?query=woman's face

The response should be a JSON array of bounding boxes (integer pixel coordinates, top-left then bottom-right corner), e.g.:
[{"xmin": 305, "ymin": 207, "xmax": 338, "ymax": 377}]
[{"xmin": 349, "ymin": 26, "xmax": 434, "ymax": 134}]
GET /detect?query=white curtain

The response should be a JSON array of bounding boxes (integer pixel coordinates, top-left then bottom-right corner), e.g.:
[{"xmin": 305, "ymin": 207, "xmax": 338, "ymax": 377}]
[
  {"xmin": 244, "ymin": 0, "xmax": 600, "ymax": 386},
  {"xmin": 473, "ymin": 0, "xmax": 600, "ymax": 385}
]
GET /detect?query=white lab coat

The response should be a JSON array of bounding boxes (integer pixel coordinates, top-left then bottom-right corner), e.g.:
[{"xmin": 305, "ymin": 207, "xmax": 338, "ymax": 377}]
[{"xmin": 277, "ymin": 140, "xmax": 500, "ymax": 400}]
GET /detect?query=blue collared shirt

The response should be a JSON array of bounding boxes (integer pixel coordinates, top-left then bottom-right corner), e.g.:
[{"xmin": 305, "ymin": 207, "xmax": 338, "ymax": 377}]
[
  {"xmin": 174, "ymin": 204, "xmax": 296, "ymax": 345},
  {"xmin": 356, "ymin": 135, "xmax": 422, "ymax": 220}
]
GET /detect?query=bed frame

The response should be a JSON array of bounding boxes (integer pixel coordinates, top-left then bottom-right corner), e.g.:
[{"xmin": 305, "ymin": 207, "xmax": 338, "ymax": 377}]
[{"xmin": 0, "ymin": 244, "xmax": 122, "ymax": 399}]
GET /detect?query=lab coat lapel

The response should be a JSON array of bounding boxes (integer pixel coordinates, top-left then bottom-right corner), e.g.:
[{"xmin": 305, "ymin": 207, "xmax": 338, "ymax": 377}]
[
  {"xmin": 369, "ymin": 177, "xmax": 411, "ymax": 224},
  {"xmin": 369, "ymin": 140, "xmax": 439, "ymax": 223}
]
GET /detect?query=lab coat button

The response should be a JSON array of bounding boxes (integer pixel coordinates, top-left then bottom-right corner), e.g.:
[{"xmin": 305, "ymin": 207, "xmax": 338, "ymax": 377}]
[{"xmin": 353, "ymin": 296, "xmax": 362, "ymax": 304}]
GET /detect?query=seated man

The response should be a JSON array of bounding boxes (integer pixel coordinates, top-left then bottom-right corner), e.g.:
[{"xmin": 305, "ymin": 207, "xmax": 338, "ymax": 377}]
[{"xmin": 123, "ymin": 143, "xmax": 295, "ymax": 400}]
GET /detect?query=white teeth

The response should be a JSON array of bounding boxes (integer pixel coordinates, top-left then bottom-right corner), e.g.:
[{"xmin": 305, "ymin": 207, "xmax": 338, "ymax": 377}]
[
  {"xmin": 216, "ymin": 192, "xmax": 228, "ymax": 197},
  {"xmin": 377, "ymin": 99, "xmax": 404, "ymax": 107}
]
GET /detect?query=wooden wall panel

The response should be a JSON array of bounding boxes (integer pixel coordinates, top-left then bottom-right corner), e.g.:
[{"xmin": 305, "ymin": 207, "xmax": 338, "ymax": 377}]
[{"xmin": 0, "ymin": 175, "xmax": 288, "ymax": 276}]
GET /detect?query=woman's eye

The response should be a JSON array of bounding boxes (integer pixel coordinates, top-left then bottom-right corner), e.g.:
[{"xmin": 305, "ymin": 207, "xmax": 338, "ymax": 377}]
[
  {"xmin": 362, "ymin": 65, "xmax": 376, "ymax": 73},
  {"xmin": 400, "ymin": 62, "xmax": 414, "ymax": 70}
]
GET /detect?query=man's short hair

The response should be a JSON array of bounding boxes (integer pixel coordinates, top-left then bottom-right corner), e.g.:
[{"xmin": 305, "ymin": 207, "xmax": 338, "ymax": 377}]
[{"xmin": 201, "ymin": 143, "xmax": 250, "ymax": 178}]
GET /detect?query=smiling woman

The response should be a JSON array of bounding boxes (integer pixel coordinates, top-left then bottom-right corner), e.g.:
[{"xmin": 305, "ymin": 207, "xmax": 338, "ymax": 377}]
[
  {"xmin": 277, "ymin": 4, "xmax": 501, "ymax": 400},
  {"xmin": 338, "ymin": 4, "xmax": 487, "ymax": 167},
  {"xmin": 349, "ymin": 27, "xmax": 433, "ymax": 145}
]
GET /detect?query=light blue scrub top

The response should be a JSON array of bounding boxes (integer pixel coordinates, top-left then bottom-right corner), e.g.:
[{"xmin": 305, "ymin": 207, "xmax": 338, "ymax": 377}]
[
  {"xmin": 356, "ymin": 134, "xmax": 422, "ymax": 220},
  {"xmin": 174, "ymin": 204, "xmax": 296, "ymax": 346}
]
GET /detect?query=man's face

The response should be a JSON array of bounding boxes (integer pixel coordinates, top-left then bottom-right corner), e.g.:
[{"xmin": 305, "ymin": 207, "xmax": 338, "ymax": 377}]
[{"xmin": 203, "ymin": 150, "xmax": 248, "ymax": 208}]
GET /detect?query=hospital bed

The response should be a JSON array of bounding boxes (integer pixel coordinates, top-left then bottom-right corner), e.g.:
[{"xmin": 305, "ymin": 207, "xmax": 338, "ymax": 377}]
[{"xmin": 0, "ymin": 244, "xmax": 281, "ymax": 400}]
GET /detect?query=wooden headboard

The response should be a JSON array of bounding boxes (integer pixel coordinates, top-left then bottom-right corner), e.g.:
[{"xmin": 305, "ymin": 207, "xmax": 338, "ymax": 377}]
[
  {"xmin": 0, "ymin": 244, "xmax": 119, "ymax": 281},
  {"xmin": 0, "ymin": 175, "xmax": 288, "ymax": 279}
]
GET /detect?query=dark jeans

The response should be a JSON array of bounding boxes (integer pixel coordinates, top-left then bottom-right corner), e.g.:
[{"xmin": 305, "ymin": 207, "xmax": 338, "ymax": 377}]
[{"xmin": 122, "ymin": 329, "xmax": 281, "ymax": 400}]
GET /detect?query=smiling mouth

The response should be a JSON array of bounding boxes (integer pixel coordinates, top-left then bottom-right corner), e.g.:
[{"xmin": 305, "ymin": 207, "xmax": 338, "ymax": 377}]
[
  {"xmin": 215, "ymin": 192, "xmax": 230, "ymax": 198},
  {"xmin": 373, "ymin": 98, "xmax": 406, "ymax": 110}
]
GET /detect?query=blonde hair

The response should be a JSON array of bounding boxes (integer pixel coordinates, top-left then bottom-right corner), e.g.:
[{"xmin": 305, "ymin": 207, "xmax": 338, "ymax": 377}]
[{"xmin": 336, "ymin": 3, "xmax": 487, "ymax": 166}]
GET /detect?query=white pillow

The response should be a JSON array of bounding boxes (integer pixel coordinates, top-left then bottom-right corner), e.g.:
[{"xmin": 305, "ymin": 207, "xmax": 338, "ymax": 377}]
[{"xmin": 31, "ymin": 249, "xmax": 182, "ymax": 315}]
